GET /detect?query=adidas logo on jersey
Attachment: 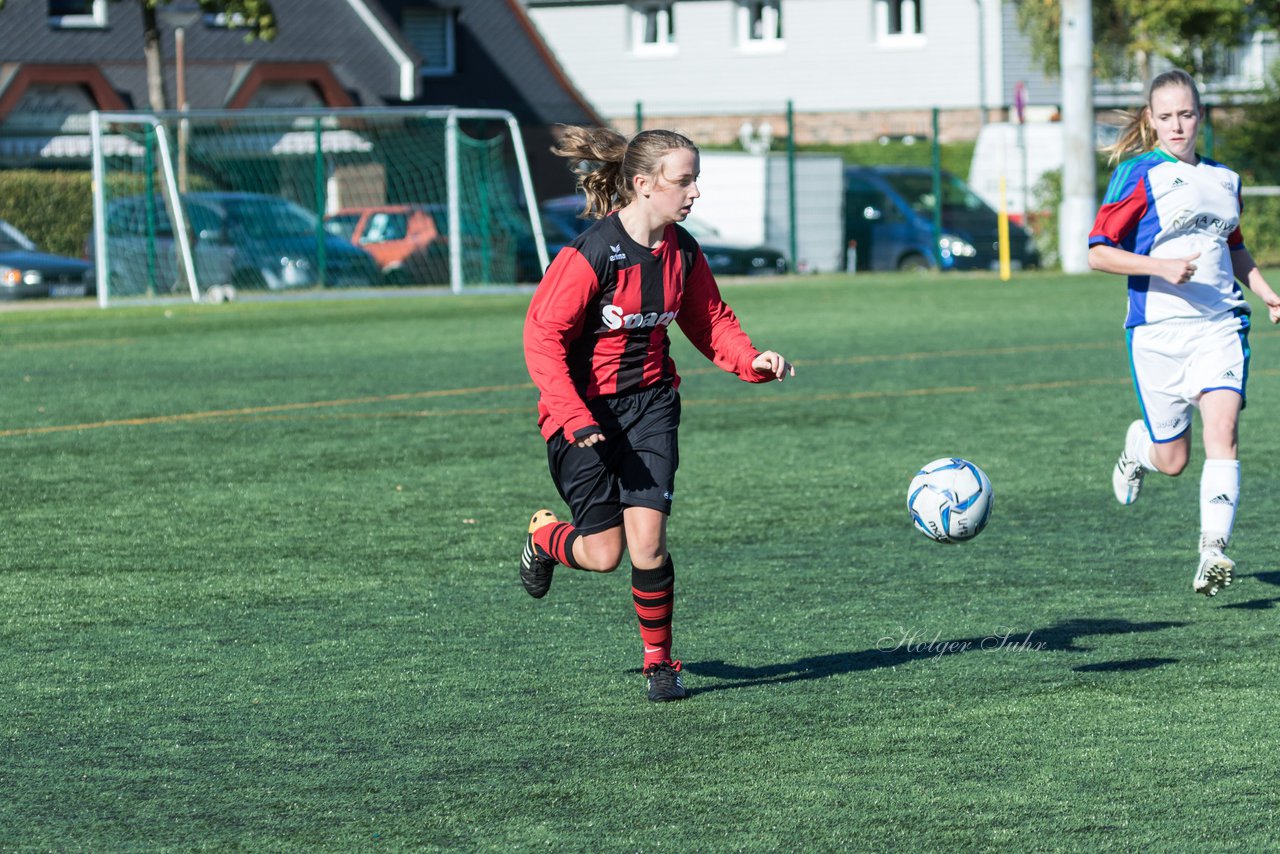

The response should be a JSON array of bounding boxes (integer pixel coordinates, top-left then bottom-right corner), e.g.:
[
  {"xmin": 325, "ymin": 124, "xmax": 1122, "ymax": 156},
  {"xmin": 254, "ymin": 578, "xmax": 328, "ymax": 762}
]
[
  {"xmin": 1170, "ymin": 177, "xmax": 1187, "ymax": 188},
  {"xmin": 1222, "ymin": 369, "xmax": 1239, "ymax": 380},
  {"xmin": 600, "ymin": 304, "xmax": 678, "ymax": 331},
  {"xmin": 1209, "ymin": 493, "xmax": 1234, "ymax": 506}
]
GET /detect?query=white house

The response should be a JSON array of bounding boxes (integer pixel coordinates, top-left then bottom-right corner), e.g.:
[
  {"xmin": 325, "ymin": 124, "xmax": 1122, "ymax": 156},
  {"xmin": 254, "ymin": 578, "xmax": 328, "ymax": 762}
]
[
  {"xmin": 523, "ymin": 0, "xmax": 1033, "ymax": 144},
  {"xmin": 522, "ymin": 0, "xmax": 1277, "ymax": 146}
]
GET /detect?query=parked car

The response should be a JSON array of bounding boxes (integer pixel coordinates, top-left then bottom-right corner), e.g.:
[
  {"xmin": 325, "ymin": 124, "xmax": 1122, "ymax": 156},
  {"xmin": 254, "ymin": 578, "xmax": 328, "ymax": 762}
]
[
  {"xmin": 327, "ymin": 203, "xmax": 532, "ymax": 285},
  {"xmin": 0, "ymin": 218, "xmax": 95, "ymax": 300},
  {"xmin": 98, "ymin": 192, "xmax": 381, "ymax": 295},
  {"xmin": 539, "ymin": 195, "xmax": 789, "ymax": 277},
  {"xmin": 843, "ymin": 166, "xmax": 1041, "ymax": 272},
  {"xmin": 325, "ymin": 204, "xmax": 448, "ymax": 285}
]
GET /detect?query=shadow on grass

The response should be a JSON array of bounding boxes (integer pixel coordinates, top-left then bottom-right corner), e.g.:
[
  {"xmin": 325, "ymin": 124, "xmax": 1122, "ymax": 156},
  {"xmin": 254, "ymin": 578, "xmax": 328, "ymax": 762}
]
[
  {"xmin": 1221, "ymin": 571, "xmax": 1280, "ymax": 610},
  {"xmin": 682, "ymin": 618, "xmax": 1186, "ymax": 695},
  {"xmin": 1072, "ymin": 658, "xmax": 1178, "ymax": 673}
]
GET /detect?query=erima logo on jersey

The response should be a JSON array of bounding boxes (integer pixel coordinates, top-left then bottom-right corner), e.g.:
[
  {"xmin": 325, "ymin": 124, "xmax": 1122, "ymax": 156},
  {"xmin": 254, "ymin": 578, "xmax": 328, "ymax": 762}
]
[
  {"xmin": 601, "ymin": 304, "xmax": 678, "ymax": 331},
  {"xmin": 608, "ymin": 243, "xmax": 627, "ymax": 262}
]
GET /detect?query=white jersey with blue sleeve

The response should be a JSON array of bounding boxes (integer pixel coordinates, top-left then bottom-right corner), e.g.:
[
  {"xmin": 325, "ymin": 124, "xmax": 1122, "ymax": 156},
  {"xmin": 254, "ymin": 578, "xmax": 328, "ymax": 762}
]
[{"xmin": 1089, "ymin": 149, "xmax": 1249, "ymax": 328}]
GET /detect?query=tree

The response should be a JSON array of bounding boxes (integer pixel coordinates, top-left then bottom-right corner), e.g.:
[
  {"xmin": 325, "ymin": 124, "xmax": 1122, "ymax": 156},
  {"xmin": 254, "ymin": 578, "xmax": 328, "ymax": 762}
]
[
  {"xmin": 0, "ymin": 0, "xmax": 277, "ymax": 111},
  {"xmin": 1012, "ymin": 0, "xmax": 1279, "ymax": 87}
]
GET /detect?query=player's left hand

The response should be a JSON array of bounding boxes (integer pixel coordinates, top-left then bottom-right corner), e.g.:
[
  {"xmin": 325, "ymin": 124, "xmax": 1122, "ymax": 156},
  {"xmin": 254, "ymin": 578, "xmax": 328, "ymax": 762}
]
[
  {"xmin": 753, "ymin": 350, "xmax": 794, "ymax": 381},
  {"xmin": 1262, "ymin": 292, "xmax": 1280, "ymax": 324}
]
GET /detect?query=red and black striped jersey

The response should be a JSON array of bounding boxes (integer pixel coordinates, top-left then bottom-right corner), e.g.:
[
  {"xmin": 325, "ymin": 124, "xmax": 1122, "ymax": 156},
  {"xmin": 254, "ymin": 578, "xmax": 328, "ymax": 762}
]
[{"xmin": 524, "ymin": 213, "xmax": 768, "ymax": 442}]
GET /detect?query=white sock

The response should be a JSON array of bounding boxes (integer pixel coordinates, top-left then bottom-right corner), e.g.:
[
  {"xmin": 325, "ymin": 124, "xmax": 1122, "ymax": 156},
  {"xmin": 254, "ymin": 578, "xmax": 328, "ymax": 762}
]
[
  {"xmin": 1127, "ymin": 425, "xmax": 1157, "ymax": 472},
  {"xmin": 1200, "ymin": 458, "xmax": 1240, "ymax": 551}
]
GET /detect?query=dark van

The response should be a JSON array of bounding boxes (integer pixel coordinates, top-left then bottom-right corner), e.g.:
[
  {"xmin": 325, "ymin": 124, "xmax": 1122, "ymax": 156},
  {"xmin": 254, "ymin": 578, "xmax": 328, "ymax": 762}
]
[{"xmin": 843, "ymin": 166, "xmax": 1040, "ymax": 272}]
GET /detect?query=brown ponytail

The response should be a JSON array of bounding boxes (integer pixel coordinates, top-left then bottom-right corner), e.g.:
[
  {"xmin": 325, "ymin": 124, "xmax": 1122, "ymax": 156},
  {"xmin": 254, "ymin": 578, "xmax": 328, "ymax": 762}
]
[{"xmin": 551, "ymin": 126, "xmax": 699, "ymax": 220}]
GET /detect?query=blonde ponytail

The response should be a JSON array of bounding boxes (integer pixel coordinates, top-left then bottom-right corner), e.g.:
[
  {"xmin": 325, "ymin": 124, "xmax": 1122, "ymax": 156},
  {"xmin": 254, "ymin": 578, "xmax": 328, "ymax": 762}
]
[{"xmin": 1106, "ymin": 108, "xmax": 1159, "ymax": 165}]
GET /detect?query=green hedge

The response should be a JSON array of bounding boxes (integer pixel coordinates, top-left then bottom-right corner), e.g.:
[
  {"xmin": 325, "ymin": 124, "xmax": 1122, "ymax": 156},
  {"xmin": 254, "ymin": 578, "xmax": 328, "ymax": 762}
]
[
  {"xmin": 703, "ymin": 140, "xmax": 977, "ymax": 180},
  {"xmin": 0, "ymin": 169, "xmax": 223, "ymax": 260},
  {"xmin": 0, "ymin": 170, "xmax": 96, "ymax": 259},
  {"xmin": 798, "ymin": 139, "xmax": 977, "ymax": 180},
  {"xmin": 1242, "ymin": 195, "xmax": 1280, "ymax": 268}
]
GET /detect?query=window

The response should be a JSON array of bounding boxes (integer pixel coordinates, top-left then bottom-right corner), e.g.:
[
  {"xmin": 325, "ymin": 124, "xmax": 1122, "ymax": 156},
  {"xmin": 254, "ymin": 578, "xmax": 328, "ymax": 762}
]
[
  {"xmin": 404, "ymin": 8, "xmax": 456, "ymax": 76},
  {"xmin": 737, "ymin": 0, "xmax": 783, "ymax": 51},
  {"xmin": 0, "ymin": 221, "xmax": 36, "ymax": 254},
  {"xmin": 325, "ymin": 215, "xmax": 361, "ymax": 242},
  {"xmin": 362, "ymin": 213, "xmax": 409, "ymax": 244},
  {"xmin": 245, "ymin": 82, "xmax": 326, "ymax": 110},
  {"xmin": 48, "ymin": 0, "xmax": 107, "ymax": 28},
  {"xmin": 875, "ymin": 0, "xmax": 924, "ymax": 44},
  {"xmin": 5, "ymin": 83, "xmax": 97, "ymax": 133},
  {"xmin": 631, "ymin": 3, "xmax": 676, "ymax": 55}
]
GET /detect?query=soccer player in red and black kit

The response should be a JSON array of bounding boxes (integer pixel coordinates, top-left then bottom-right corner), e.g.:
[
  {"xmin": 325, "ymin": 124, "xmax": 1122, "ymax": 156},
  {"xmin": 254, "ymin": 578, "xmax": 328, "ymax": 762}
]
[{"xmin": 520, "ymin": 127, "xmax": 794, "ymax": 702}]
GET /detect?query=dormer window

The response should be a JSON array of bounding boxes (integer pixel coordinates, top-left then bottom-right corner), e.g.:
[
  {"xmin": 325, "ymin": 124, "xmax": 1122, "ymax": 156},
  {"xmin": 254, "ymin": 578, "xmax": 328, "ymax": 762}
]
[
  {"xmin": 737, "ymin": 0, "xmax": 783, "ymax": 52},
  {"xmin": 48, "ymin": 0, "xmax": 108, "ymax": 28},
  {"xmin": 631, "ymin": 3, "xmax": 676, "ymax": 55}
]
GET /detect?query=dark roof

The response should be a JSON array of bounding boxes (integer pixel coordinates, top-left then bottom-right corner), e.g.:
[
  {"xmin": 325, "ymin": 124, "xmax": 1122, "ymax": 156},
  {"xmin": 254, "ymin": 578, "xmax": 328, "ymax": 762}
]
[
  {"xmin": 376, "ymin": 0, "xmax": 602, "ymax": 126},
  {"xmin": 0, "ymin": 0, "xmax": 411, "ymax": 107},
  {"xmin": 372, "ymin": 0, "xmax": 604, "ymax": 198},
  {"xmin": 0, "ymin": 0, "xmax": 600, "ymax": 196}
]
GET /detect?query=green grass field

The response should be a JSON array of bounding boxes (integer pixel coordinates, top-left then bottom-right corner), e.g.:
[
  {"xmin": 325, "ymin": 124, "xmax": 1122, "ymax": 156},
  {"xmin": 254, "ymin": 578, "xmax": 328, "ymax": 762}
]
[{"xmin": 2, "ymin": 272, "xmax": 1279, "ymax": 851}]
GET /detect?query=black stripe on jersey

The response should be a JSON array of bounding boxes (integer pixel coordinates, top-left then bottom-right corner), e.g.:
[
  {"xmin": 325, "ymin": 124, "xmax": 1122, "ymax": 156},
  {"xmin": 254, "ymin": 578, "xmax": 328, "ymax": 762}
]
[
  {"xmin": 614, "ymin": 218, "xmax": 667, "ymax": 391},
  {"xmin": 615, "ymin": 265, "xmax": 665, "ymax": 390}
]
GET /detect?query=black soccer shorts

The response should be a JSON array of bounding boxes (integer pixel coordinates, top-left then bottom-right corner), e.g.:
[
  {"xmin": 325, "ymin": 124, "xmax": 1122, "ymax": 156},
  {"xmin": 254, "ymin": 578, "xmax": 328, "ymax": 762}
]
[{"xmin": 546, "ymin": 383, "xmax": 680, "ymax": 535}]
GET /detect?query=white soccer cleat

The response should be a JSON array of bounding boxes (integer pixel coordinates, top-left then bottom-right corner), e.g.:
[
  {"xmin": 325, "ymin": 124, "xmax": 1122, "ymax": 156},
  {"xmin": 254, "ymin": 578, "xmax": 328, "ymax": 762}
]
[
  {"xmin": 1194, "ymin": 549, "xmax": 1235, "ymax": 597},
  {"xmin": 1112, "ymin": 420, "xmax": 1147, "ymax": 505}
]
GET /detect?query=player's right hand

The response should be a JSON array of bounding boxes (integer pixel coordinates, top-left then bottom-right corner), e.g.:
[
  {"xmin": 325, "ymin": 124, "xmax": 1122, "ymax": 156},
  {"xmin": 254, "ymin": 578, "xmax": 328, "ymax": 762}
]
[
  {"xmin": 574, "ymin": 432, "xmax": 605, "ymax": 448},
  {"xmin": 1163, "ymin": 252, "xmax": 1200, "ymax": 285}
]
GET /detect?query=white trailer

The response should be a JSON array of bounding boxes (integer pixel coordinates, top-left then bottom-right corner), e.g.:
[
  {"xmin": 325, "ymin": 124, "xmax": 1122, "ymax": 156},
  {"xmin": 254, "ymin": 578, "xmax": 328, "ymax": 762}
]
[{"xmin": 694, "ymin": 151, "xmax": 845, "ymax": 273}]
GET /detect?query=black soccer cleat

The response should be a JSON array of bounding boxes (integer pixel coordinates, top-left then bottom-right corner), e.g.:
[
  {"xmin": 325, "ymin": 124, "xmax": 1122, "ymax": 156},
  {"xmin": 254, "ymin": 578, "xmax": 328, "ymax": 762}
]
[
  {"xmin": 520, "ymin": 509, "xmax": 559, "ymax": 599},
  {"xmin": 643, "ymin": 660, "xmax": 688, "ymax": 702}
]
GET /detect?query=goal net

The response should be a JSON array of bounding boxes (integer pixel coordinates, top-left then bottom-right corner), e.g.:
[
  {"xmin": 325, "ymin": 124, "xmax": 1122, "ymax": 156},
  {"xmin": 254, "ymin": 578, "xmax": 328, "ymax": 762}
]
[{"xmin": 89, "ymin": 107, "xmax": 548, "ymax": 304}]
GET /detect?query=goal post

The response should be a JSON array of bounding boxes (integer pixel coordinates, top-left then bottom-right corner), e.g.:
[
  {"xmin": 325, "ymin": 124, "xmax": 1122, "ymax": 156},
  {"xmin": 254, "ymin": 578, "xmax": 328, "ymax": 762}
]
[{"xmin": 89, "ymin": 107, "xmax": 548, "ymax": 305}]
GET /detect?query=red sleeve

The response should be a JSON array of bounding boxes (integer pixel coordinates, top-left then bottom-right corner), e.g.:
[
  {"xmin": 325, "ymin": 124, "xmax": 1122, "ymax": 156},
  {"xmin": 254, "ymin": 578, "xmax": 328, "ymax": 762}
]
[
  {"xmin": 674, "ymin": 246, "xmax": 769, "ymax": 383},
  {"xmin": 1088, "ymin": 177, "xmax": 1148, "ymax": 247},
  {"xmin": 1229, "ymin": 187, "xmax": 1245, "ymax": 249},
  {"xmin": 523, "ymin": 248, "xmax": 601, "ymax": 442}
]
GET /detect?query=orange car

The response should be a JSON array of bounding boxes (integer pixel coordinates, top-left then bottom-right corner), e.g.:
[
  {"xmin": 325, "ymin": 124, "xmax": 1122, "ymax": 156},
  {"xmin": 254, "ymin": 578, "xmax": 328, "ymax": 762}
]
[{"xmin": 324, "ymin": 204, "xmax": 448, "ymax": 284}]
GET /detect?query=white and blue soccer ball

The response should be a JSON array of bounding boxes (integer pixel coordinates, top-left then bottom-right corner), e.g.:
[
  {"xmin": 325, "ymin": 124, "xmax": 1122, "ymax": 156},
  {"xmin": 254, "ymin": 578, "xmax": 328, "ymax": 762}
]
[{"xmin": 907, "ymin": 458, "xmax": 994, "ymax": 543}]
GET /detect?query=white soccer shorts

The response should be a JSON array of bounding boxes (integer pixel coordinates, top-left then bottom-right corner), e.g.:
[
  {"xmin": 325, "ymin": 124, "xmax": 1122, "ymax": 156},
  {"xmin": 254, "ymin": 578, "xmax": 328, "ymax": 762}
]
[{"xmin": 1127, "ymin": 314, "xmax": 1250, "ymax": 443}]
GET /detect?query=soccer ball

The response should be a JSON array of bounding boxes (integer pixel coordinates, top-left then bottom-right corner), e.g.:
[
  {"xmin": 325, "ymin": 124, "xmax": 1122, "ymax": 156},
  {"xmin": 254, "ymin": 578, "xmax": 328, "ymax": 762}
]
[{"xmin": 907, "ymin": 458, "xmax": 994, "ymax": 543}]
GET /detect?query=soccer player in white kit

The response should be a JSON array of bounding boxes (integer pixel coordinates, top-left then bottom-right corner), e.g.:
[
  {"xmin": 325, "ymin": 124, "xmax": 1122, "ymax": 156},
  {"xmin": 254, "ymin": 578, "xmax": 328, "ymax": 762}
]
[{"xmin": 1089, "ymin": 69, "xmax": 1280, "ymax": 597}]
